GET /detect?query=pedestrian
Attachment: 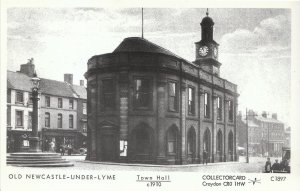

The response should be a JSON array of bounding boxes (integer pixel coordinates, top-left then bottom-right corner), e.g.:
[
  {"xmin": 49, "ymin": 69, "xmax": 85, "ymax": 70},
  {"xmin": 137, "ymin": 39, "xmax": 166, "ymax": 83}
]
[
  {"xmin": 60, "ymin": 145, "xmax": 65, "ymax": 156},
  {"xmin": 49, "ymin": 141, "xmax": 55, "ymax": 152},
  {"xmin": 265, "ymin": 157, "xmax": 272, "ymax": 173},
  {"xmin": 67, "ymin": 145, "xmax": 73, "ymax": 156},
  {"xmin": 203, "ymin": 150, "xmax": 208, "ymax": 165},
  {"xmin": 271, "ymin": 159, "xmax": 281, "ymax": 173}
]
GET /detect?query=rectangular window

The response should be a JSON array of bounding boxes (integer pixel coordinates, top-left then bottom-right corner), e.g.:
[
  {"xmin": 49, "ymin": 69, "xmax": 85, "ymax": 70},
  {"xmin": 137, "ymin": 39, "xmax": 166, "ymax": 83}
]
[
  {"xmin": 228, "ymin": 100, "xmax": 234, "ymax": 122},
  {"xmin": 188, "ymin": 87, "xmax": 195, "ymax": 115},
  {"xmin": 134, "ymin": 78, "xmax": 152, "ymax": 109},
  {"xmin": 28, "ymin": 93, "xmax": 33, "ymax": 104},
  {"xmin": 28, "ymin": 112, "xmax": 32, "ymax": 129},
  {"xmin": 168, "ymin": 81, "xmax": 178, "ymax": 111},
  {"xmin": 45, "ymin": 96, "xmax": 50, "ymax": 107},
  {"xmin": 102, "ymin": 79, "xmax": 115, "ymax": 109},
  {"xmin": 16, "ymin": 110, "xmax": 23, "ymax": 127},
  {"xmin": 204, "ymin": 92, "xmax": 210, "ymax": 118},
  {"xmin": 83, "ymin": 102, "xmax": 87, "ymax": 115},
  {"xmin": 16, "ymin": 91, "xmax": 24, "ymax": 103},
  {"xmin": 69, "ymin": 99, "xmax": 74, "ymax": 109},
  {"xmin": 69, "ymin": 115, "xmax": 73, "ymax": 128},
  {"xmin": 58, "ymin": 98, "xmax": 63, "ymax": 108},
  {"xmin": 45, "ymin": 112, "xmax": 50, "ymax": 127},
  {"xmin": 57, "ymin": 114, "xmax": 62, "ymax": 128},
  {"xmin": 7, "ymin": 89, "xmax": 11, "ymax": 103},
  {"xmin": 7, "ymin": 106, "xmax": 11, "ymax": 126},
  {"xmin": 217, "ymin": 96, "xmax": 222, "ymax": 120}
]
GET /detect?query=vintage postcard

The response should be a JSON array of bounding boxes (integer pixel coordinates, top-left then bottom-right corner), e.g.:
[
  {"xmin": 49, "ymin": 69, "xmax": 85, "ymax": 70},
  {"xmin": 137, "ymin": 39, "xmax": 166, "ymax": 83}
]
[{"xmin": 1, "ymin": 0, "xmax": 300, "ymax": 191}]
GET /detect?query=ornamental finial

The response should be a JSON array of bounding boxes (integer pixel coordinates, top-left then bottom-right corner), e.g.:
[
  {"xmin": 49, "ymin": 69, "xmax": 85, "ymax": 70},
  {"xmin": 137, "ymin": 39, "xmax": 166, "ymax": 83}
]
[{"xmin": 206, "ymin": 8, "xmax": 209, "ymax": 16}]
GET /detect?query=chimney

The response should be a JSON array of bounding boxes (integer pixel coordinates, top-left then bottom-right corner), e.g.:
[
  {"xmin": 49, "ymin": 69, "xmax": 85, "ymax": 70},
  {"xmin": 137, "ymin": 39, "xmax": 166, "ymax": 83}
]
[
  {"xmin": 80, "ymin": 80, "xmax": 84, "ymax": 86},
  {"xmin": 20, "ymin": 58, "xmax": 35, "ymax": 77},
  {"xmin": 262, "ymin": 111, "xmax": 267, "ymax": 118},
  {"xmin": 272, "ymin": 113, "xmax": 277, "ymax": 120},
  {"xmin": 64, "ymin": 74, "xmax": 73, "ymax": 85}
]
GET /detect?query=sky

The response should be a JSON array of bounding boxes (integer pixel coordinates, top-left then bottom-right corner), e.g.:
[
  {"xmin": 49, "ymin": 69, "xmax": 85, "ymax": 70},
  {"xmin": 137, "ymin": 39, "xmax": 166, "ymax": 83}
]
[{"xmin": 7, "ymin": 8, "xmax": 291, "ymax": 126}]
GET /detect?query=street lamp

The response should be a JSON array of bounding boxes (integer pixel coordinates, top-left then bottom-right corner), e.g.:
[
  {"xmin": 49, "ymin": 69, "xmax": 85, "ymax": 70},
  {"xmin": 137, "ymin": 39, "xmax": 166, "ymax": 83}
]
[{"xmin": 28, "ymin": 71, "xmax": 41, "ymax": 152}]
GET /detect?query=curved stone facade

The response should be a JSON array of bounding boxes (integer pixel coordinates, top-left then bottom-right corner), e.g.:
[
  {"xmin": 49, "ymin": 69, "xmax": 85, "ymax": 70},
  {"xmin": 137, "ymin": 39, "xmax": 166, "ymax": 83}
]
[{"xmin": 85, "ymin": 42, "xmax": 238, "ymax": 164}]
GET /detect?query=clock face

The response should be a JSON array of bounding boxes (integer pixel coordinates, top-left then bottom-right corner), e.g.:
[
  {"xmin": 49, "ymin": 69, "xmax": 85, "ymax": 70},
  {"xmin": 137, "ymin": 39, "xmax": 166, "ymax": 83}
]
[
  {"xmin": 199, "ymin": 46, "xmax": 209, "ymax": 57},
  {"xmin": 213, "ymin": 47, "xmax": 218, "ymax": 58}
]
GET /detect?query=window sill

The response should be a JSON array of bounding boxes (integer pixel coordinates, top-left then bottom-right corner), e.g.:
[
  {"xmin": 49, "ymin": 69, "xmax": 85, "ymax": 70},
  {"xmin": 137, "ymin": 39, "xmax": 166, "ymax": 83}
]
[{"xmin": 15, "ymin": 126, "xmax": 24, "ymax": 129}]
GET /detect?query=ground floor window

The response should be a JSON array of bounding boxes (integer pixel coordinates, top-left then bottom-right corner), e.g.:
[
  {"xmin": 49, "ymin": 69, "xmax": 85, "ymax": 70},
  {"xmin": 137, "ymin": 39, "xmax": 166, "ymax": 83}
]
[{"xmin": 167, "ymin": 127, "xmax": 178, "ymax": 154}]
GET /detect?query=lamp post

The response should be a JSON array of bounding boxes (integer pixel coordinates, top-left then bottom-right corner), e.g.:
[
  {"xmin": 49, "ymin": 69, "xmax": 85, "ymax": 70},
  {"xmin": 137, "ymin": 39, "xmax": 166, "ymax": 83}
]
[{"xmin": 28, "ymin": 71, "xmax": 41, "ymax": 152}]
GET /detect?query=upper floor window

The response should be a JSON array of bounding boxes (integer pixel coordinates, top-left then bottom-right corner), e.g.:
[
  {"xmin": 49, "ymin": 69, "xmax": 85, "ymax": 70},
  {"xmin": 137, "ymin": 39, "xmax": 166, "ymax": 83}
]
[
  {"xmin": 168, "ymin": 81, "xmax": 178, "ymax": 111},
  {"xmin": 28, "ymin": 93, "xmax": 33, "ymax": 104},
  {"xmin": 7, "ymin": 106, "xmax": 11, "ymax": 126},
  {"xmin": 102, "ymin": 79, "xmax": 115, "ymax": 109},
  {"xmin": 16, "ymin": 91, "xmax": 24, "ymax": 103},
  {"xmin": 217, "ymin": 96, "xmax": 222, "ymax": 120},
  {"xmin": 45, "ymin": 96, "xmax": 50, "ymax": 107},
  {"xmin": 188, "ymin": 87, "xmax": 195, "ymax": 115},
  {"xmin": 16, "ymin": 110, "xmax": 23, "ymax": 127},
  {"xmin": 45, "ymin": 112, "xmax": 50, "ymax": 127},
  {"xmin": 28, "ymin": 112, "xmax": 32, "ymax": 129},
  {"xmin": 204, "ymin": 92, "xmax": 210, "ymax": 118},
  {"xmin": 134, "ymin": 78, "xmax": 152, "ymax": 109},
  {"xmin": 69, "ymin": 99, "xmax": 74, "ymax": 109},
  {"xmin": 57, "ymin": 114, "xmax": 62, "ymax": 128},
  {"xmin": 69, "ymin": 115, "xmax": 74, "ymax": 128},
  {"xmin": 228, "ymin": 100, "xmax": 234, "ymax": 122},
  {"xmin": 7, "ymin": 89, "xmax": 11, "ymax": 103},
  {"xmin": 58, "ymin": 98, "xmax": 63, "ymax": 108},
  {"xmin": 83, "ymin": 102, "xmax": 87, "ymax": 115}
]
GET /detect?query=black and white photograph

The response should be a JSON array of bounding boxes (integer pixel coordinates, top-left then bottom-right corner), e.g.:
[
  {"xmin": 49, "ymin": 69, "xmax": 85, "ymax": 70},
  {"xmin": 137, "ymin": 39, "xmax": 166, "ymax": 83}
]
[{"xmin": 1, "ymin": 1, "xmax": 300, "ymax": 191}]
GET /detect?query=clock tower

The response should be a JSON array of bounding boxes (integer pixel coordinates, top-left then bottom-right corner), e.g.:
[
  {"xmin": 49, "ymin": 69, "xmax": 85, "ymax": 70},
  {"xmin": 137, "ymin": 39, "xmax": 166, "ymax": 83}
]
[{"xmin": 194, "ymin": 9, "xmax": 221, "ymax": 76}]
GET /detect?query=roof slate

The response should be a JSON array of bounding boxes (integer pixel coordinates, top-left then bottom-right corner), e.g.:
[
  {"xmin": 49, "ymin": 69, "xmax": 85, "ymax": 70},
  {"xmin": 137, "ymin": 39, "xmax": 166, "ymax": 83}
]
[
  {"xmin": 7, "ymin": 71, "xmax": 86, "ymax": 99},
  {"xmin": 113, "ymin": 37, "xmax": 185, "ymax": 60},
  {"xmin": 7, "ymin": 71, "xmax": 32, "ymax": 92},
  {"xmin": 71, "ymin": 84, "xmax": 87, "ymax": 99}
]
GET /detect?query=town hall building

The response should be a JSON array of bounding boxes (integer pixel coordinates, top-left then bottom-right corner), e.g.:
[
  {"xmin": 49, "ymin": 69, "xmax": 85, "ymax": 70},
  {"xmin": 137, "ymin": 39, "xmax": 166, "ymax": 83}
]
[{"xmin": 85, "ymin": 11, "xmax": 239, "ymax": 164}]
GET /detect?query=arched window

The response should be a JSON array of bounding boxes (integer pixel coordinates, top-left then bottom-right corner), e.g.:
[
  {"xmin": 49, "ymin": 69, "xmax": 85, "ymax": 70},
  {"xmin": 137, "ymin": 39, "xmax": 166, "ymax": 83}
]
[
  {"xmin": 187, "ymin": 127, "xmax": 196, "ymax": 155},
  {"xmin": 167, "ymin": 127, "xmax": 178, "ymax": 154},
  {"xmin": 228, "ymin": 131, "xmax": 234, "ymax": 161},
  {"xmin": 57, "ymin": 114, "xmax": 62, "ymax": 128},
  {"xmin": 217, "ymin": 130, "xmax": 223, "ymax": 154},
  {"xmin": 135, "ymin": 127, "xmax": 151, "ymax": 154},
  {"xmin": 203, "ymin": 128, "xmax": 211, "ymax": 154},
  {"xmin": 69, "ymin": 114, "xmax": 73, "ymax": 128}
]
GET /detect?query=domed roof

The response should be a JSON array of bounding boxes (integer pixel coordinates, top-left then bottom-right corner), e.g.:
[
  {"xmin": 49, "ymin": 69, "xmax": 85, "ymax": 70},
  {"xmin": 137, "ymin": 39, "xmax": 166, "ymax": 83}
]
[
  {"xmin": 201, "ymin": 16, "xmax": 214, "ymax": 26},
  {"xmin": 113, "ymin": 37, "xmax": 182, "ymax": 59}
]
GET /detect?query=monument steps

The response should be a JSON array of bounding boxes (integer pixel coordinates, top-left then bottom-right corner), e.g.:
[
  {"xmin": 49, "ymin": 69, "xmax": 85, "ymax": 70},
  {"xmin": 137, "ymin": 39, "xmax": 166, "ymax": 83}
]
[{"xmin": 7, "ymin": 152, "xmax": 73, "ymax": 167}]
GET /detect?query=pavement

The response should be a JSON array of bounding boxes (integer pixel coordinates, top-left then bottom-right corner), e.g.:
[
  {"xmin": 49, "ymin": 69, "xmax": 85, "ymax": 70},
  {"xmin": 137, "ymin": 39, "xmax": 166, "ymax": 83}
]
[{"xmin": 6, "ymin": 155, "xmax": 275, "ymax": 173}]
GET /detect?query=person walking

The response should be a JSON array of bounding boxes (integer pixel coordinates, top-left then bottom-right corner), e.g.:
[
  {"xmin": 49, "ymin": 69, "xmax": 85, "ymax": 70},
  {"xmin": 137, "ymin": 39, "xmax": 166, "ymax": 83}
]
[
  {"xmin": 60, "ymin": 145, "xmax": 65, "ymax": 156},
  {"xmin": 203, "ymin": 150, "xmax": 208, "ymax": 165},
  {"xmin": 265, "ymin": 157, "xmax": 272, "ymax": 173}
]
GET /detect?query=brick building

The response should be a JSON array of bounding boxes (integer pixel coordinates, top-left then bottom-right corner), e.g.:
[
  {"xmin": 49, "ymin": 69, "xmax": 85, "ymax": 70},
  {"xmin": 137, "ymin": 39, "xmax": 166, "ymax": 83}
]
[
  {"xmin": 7, "ymin": 60, "xmax": 87, "ymax": 153},
  {"xmin": 85, "ymin": 12, "xmax": 238, "ymax": 164},
  {"xmin": 237, "ymin": 110, "xmax": 286, "ymax": 157}
]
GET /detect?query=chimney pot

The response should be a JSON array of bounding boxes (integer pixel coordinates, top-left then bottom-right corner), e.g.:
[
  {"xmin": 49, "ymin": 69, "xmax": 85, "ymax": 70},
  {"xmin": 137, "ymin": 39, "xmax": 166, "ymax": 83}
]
[
  {"xmin": 20, "ymin": 58, "xmax": 35, "ymax": 77},
  {"xmin": 80, "ymin": 80, "xmax": 84, "ymax": 86},
  {"xmin": 64, "ymin": 74, "xmax": 73, "ymax": 85}
]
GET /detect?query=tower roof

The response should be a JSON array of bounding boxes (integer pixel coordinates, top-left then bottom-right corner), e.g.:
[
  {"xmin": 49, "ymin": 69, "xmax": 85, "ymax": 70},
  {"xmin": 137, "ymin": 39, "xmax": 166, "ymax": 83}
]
[
  {"xmin": 201, "ymin": 16, "xmax": 214, "ymax": 26},
  {"xmin": 113, "ymin": 37, "xmax": 183, "ymax": 59}
]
